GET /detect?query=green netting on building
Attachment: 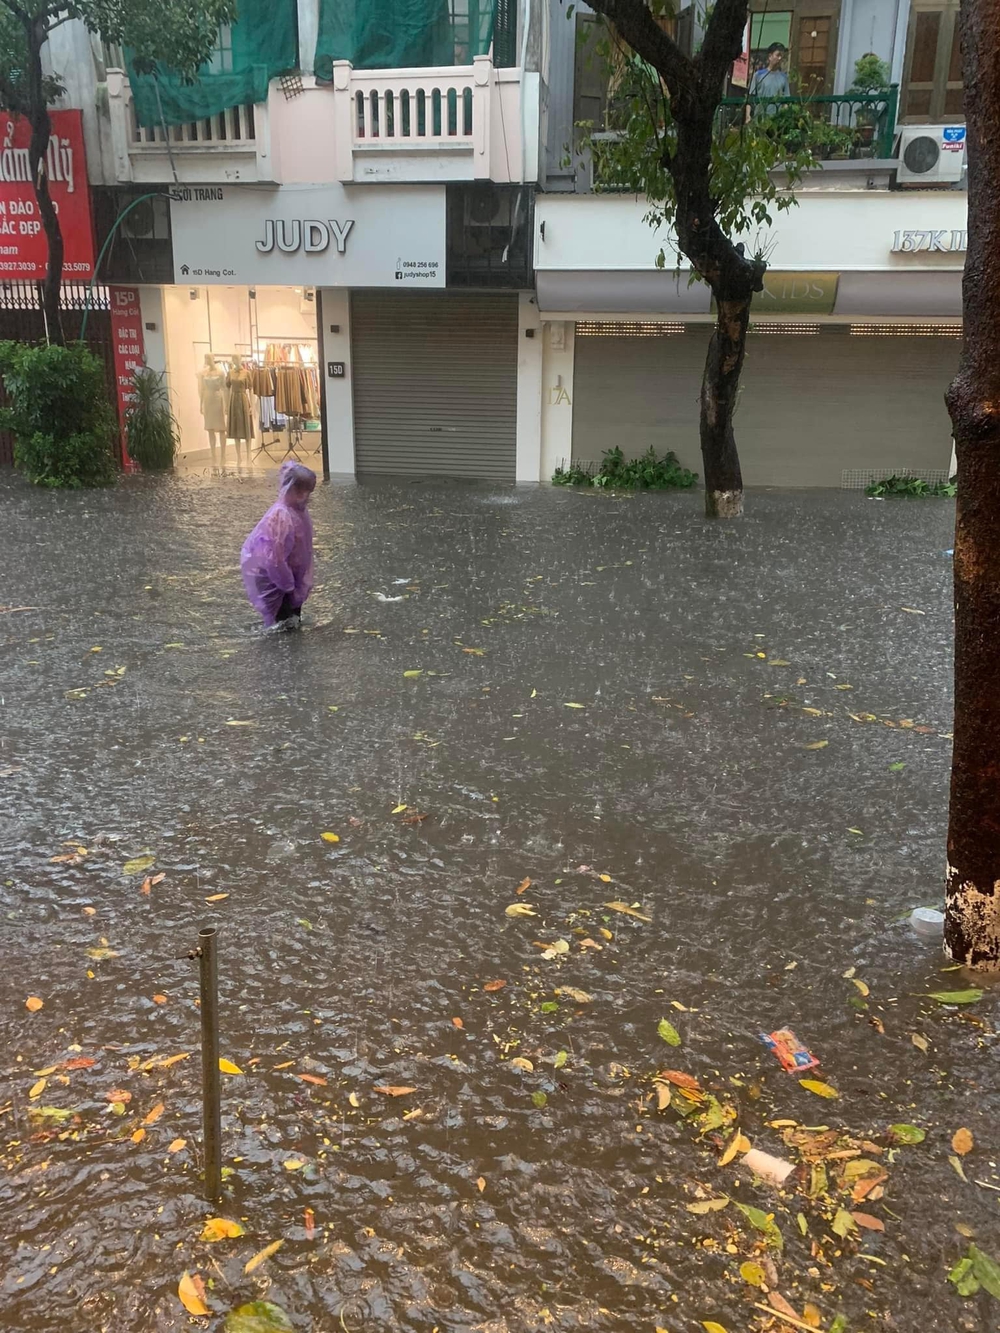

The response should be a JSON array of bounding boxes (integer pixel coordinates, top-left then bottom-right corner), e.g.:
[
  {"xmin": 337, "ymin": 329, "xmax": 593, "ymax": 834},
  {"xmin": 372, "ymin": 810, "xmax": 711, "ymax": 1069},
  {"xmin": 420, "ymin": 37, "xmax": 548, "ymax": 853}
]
[
  {"xmin": 127, "ymin": 0, "xmax": 296, "ymax": 129},
  {"xmin": 314, "ymin": 0, "xmax": 497, "ymax": 82}
]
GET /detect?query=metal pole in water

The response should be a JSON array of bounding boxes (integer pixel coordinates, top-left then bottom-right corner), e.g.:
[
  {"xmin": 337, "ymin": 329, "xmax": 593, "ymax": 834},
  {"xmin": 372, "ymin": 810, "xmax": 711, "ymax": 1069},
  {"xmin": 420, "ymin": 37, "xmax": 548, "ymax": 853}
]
[{"xmin": 198, "ymin": 925, "xmax": 222, "ymax": 1203}]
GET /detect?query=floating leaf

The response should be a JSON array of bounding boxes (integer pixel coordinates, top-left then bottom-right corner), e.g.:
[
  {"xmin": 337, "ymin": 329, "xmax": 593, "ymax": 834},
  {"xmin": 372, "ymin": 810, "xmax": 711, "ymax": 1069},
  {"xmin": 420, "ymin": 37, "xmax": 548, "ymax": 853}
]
[
  {"xmin": 476, "ymin": 1177, "xmax": 486, "ymax": 1192},
  {"xmin": 949, "ymin": 1154, "xmax": 969, "ymax": 1182},
  {"xmin": 391, "ymin": 804, "xmax": 407, "ymax": 814},
  {"xmin": 243, "ymin": 1240, "xmax": 285, "ymax": 1275},
  {"xmin": 804, "ymin": 741, "xmax": 829, "ymax": 750},
  {"xmin": 516, "ymin": 877, "xmax": 532, "ymax": 893},
  {"xmin": 970, "ymin": 1245, "xmax": 1000, "ymax": 1300},
  {"xmin": 555, "ymin": 986, "xmax": 592, "ymax": 1004},
  {"xmin": 123, "ymin": 855, "xmax": 155, "ymax": 876},
  {"xmin": 657, "ymin": 1018, "xmax": 682, "ymax": 1047},
  {"xmin": 178, "ymin": 1271, "xmax": 210, "ymax": 1316},
  {"xmin": 949, "ymin": 1255, "xmax": 981, "ymax": 1297},
  {"xmin": 201, "ymin": 1218, "xmax": 246, "ymax": 1241},
  {"xmin": 142, "ymin": 1103, "xmax": 165, "ymax": 1126},
  {"xmin": 205, "ymin": 893, "xmax": 229, "ymax": 903},
  {"xmin": 225, "ymin": 719, "xmax": 254, "ymax": 726},
  {"xmin": 949, "ymin": 1126, "xmax": 974, "ymax": 1156},
  {"xmin": 660, "ymin": 1069, "xmax": 701, "ymax": 1091},
  {"xmin": 25, "ymin": 995, "xmax": 43, "ymax": 1012},
  {"xmin": 799, "ymin": 1079, "xmax": 838, "ymax": 1099},
  {"xmin": 888, "ymin": 1123, "xmax": 925, "ymax": 1145},
  {"xmin": 106, "ymin": 1088, "xmax": 132, "ymax": 1104},
  {"xmin": 510, "ymin": 1057, "xmax": 534, "ymax": 1072},
  {"xmin": 299, "ymin": 1073, "xmax": 327, "ymax": 1086},
  {"xmin": 86, "ymin": 947, "xmax": 119, "ymax": 960},
  {"xmin": 926, "ymin": 989, "xmax": 983, "ymax": 1005},
  {"xmin": 483, "ymin": 979, "xmax": 507, "ymax": 992},
  {"xmin": 153, "ymin": 994, "xmax": 168, "ymax": 1005},
  {"xmin": 686, "ymin": 1196, "xmax": 729, "ymax": 1214},
  {"xmin": 911, "ymin": 1033, "xmax": 930, "ymax": 1053},
  {"xmin": 739, "ymin": 1261, "xmax": 767, "ymax": 1289},
  {"xmin": 563, "ymin": 702, "xmax": 586, "ymax": 708},
  {"xmin": 224, "ymin": 1301, "xmax": 295, "ymax": 1333},
  {"xmin": 168, "ymin": 1138, "xmax": 187, "ymax": 1153},
  {"xmin": 531, "ymin": 1090, "xmax": 548, "ymax": 1108},
  {"xmin": 505, "ymin": 903, "xmax": 537, "ymax": 917},
  {"xmin": 603, "ymin": 901, "xmax": 652, "ymax": 922},
  {"xmin": 702, "ymin": 1321, "xmax": 728, "ymax": 1333},
  {"xmin": 374, "ymin": 1085, "xmax": 417, "ymax": 1097},
  {"xmin": 282, "ymin": 1159, "xmax": 304, "ymax": 1171},
  {"xmin": 654, "ymin": 1081, "xmax": 672, "ymax": 1110},
  {"xmin": 553, "ymin": 1050, "xmax": 568, "ymax": 1069},
  {"xmin": 832, "ymin": 1208, "xmax": 857, "ymax": 1238},
  {"xmin": 719, "ymin": 1132, "xmax": 748, "ymax": 1167},
  {"xmin": 851, "ymin": 1211, "xmax": 885, "ymax": 1232},
  {"xmin": 851, "ymin": 978, "xmax": 870, "ymax": 997},
  {"xmin": 402, "ymin": 669, "xmax": 423, "ymax": 678},
  {"xmin": 735, "ymin": 1202, "xmax": 783, "ymax": 1249},
  {"xmin": 320, "ymin": 832, "xmax": 340, "ymax": 844},
  {"xmin": 28, "ymin": 1078, "xmax": 46, "ymax": 1099},
  {"xmin": 219, "ymin": 1058, "xmax": 243, "ymax": 1075}
]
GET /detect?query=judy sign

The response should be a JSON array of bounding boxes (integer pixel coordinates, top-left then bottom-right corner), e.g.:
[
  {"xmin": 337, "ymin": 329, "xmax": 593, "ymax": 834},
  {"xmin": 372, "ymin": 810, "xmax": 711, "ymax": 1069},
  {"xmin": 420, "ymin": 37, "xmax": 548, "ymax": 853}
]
[{"xmin": 171, "ymin": 184, "xmax": 445, "ymax": 286}]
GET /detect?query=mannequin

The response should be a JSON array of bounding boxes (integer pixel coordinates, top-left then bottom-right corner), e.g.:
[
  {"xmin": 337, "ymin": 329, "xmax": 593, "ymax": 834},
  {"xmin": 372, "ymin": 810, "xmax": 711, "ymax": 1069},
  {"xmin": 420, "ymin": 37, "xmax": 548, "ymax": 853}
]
[
  {"xmin": 227, "ymin": 355, "xmax": 254, "ymax": 467},
  {"xmin": 197, "ymin": 354, "xmax": 227, "ymax": 468}
]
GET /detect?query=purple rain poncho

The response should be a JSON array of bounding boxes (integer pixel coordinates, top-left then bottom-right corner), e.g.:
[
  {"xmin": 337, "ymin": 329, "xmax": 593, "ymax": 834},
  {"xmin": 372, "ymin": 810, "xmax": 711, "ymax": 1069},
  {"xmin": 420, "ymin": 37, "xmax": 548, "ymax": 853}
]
[{"xmin": 240, "ymin": 462, "xmax": 317, "ymax": 625}]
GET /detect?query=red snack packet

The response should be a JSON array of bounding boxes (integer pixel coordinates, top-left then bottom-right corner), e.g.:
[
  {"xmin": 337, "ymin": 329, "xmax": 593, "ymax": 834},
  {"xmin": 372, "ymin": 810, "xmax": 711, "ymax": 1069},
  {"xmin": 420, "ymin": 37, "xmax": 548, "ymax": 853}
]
[{"xmin": 760, "ymin": 1028, "xmax": 819, "ymax": 1073}]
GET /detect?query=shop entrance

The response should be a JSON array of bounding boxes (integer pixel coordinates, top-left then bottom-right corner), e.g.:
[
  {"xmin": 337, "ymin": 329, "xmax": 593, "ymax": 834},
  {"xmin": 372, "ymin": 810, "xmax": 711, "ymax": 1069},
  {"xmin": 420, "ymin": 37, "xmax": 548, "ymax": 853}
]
[{"xmin": 161, "ymin": 285, "xmax": 321, "ymax": 471}]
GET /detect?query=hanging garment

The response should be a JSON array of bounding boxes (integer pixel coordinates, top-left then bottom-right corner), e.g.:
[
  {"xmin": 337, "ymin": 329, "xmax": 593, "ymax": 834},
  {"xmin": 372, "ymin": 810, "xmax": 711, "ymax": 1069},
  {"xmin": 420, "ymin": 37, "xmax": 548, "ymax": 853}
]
[
  {"xmin": 198, "ymin": 370, "xmax": 227, "ymax": 432},
  {"xmin": 250, "ymin": 365, "xmax": 275, "ymax": 398},
  {"xmin": 227, "ymin": 367, "xmax": 255, "ymax": 440},
  {"xmin": 259, "ymin": 396, "xmax": 278, "ymax": 431}
]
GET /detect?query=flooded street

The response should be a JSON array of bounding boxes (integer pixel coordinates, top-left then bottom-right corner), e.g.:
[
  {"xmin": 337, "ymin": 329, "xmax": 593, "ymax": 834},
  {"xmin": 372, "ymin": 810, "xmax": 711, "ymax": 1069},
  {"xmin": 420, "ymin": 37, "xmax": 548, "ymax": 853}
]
[{"xmin": 1, "ymin": 472, "xmax": 995, "ymax": 1333}]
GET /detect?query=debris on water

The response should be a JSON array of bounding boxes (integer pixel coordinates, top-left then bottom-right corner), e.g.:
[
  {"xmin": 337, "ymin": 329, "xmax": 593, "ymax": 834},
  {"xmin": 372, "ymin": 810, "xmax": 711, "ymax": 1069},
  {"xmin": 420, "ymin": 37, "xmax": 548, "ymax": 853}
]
[
  {"xmin": 742, "ymin": 1148, "xmax": 795, "ymax": 1187},
  {"xmin": 372, "ymin": 592, "xmax": 404, "ymax": 602},
  {"xmin": 761, "ymin": 1028, "xmax": 820, "ymax": 1073},
  {"xmin": 910, "ymin": 906, "xmax": 945, "ymax": 938}
]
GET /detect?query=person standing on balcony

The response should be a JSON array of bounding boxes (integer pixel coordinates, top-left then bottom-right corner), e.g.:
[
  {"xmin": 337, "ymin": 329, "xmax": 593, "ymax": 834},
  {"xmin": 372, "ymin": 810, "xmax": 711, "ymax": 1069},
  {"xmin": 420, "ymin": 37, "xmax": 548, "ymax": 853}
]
[{"xmin": 750, "ymin": 43, "xmax": 790, "ymax": 116}]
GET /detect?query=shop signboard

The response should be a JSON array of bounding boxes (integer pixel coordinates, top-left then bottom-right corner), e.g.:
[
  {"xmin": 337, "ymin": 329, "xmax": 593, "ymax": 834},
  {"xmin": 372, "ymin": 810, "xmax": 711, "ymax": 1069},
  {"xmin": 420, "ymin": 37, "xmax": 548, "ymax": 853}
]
[
  {"xmin": 170, "ymin": 184, "xmax": 446, "ymax": 287},
  {"xmin": 110, "ymin": 286, "xmax": 146, "ymax": 469},
  {"xmin": 0, "ymin": 110, "xmax": 94, "ymax": 280},
  {"xmin": 757, "ymin": 271, "xmax": 839, "ymax": 315}
]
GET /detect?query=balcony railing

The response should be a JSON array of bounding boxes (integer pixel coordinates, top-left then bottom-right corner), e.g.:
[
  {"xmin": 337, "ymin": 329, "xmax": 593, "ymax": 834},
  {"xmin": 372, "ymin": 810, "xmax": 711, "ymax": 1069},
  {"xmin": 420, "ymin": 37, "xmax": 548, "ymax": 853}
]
[
  {"xmin": 718, "ymin": 87, "xmax": 900, "ymax": 161},
  {"xmin": 129, "ymin": 100, "xmax": 256, "ymax": 149},
  {"xmin": 353, "ymin": 74, "xmax": 475, "ymax": 143}
]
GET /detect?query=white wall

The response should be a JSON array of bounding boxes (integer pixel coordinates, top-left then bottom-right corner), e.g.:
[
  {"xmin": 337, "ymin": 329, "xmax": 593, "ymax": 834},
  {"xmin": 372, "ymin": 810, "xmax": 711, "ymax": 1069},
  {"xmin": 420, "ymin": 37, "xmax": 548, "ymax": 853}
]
[
  {"xmin": 836, "ymin": 0, "xmax": 911, "ymax": 93},
  {"xmin": 516, "ymin": 292, "xmax": 543, "ymax": 480},
  {"xmin": 535, "ymin": 190, "xmax": 969, "ymax": 274},
  {"xmin": 540, "ymin": 319, "xmax": 575, "ymax": 477},
  {"xmin": 318, "ymin": 288, "xmax": 355, "ymax": 473},
  {"xmin": 44, "ymin": 22, "xmax": 115, "ymax": 185}
]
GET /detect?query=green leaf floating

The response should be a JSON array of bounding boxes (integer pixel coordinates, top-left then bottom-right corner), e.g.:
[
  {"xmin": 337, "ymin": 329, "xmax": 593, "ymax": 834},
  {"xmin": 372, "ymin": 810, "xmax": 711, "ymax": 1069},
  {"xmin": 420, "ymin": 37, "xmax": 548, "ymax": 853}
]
[
  {"xmin": 657, "ymin": 1018, "xmax": 682, "ymax": 1047},
  {"xmin": 225, "ymin": 1303, "xmax": 295, "ymax": 1333}
]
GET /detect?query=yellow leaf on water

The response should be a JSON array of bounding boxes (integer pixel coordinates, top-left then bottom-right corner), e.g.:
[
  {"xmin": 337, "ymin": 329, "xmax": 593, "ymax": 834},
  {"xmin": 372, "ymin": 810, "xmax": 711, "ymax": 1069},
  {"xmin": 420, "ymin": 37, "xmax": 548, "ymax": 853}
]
[
  {"xmin": 476, "ymin": 1176, "xmax": 486, "ymax": 1192},
  {"xmin": 219, "ymin": 1058, "xmax": 243, "ymax": 1075},
  {"xmin": 374, "ymin": 1085, "xmax": 417, "ymax": 1097},
  {"xmin": 952, "ymin": 1127, "xmax": 974, "ymax": 1156},
  {"xmin": 142, "ymin": 1103, "xmax": 165, "ymax": 1126},
  {"xmin": 851, "ymin": 978, "xmax": 870, "ymax": 997},
  {"xmin": 799, "ymin": 1078, "xmax": 838, "ymax": 1099},
  {"xmin": 719, "ymin": 1132, "xmax": 749, "ymax": 1167},
  {"xmin": 321, "ymin": 832, "xmax": 340, "ymax": 843},
  {"xmin": 702, "ymin": 1323, "xmax": 728, "ymax": 1333},
  {"xmin": 225, "ymin": 719, "xmax": 254, "ymax": 726},
  {"xmin": 201, "ymin": 1217, "xmax": 245, "ymax": 1241},
  {"xmin": 510, "ymin": 1057, "xmax": 534, "ymax": 1072},
  {"xmin": 803, "ymin": 741, "xmax": 829, "ymax": 750},
  {"xmin": 168, "ymin": 1138, "xmax": 186, "ymax": 1154},
  {"xmin": 348, "ymin": 1092, "xmax": 360, "ymax": 1108},
  {"xmin": 911, "ymin": 1033, "xmax": 930, "ymax": 1053},
  {"xmin": 178, "ymin": 1271, "xmax": 209, "ymax": 1316},
  {"xmin": 563, "ymin": 702, "xmax": 586, "ymax": 708},
  {"xmin": 205, "ymin": 893, "xmax": 229, "ymax": 902},
  {"xmin": 28, "ymin": 1078, "xmax": 46, "ymax": 1099},
  {"xmin": 123, "ymin": 855, "xmax": 155, "ymax": 875},
  {"xmin": 243, "ymin": 1239, "xmax": 284, "ymax": 1274},
  {"xmin": 604, "ymin": 901, "xmax": 652, "ymax": 922},
  {"xmin": 555, "ymin": 986, "xmax": 592, "ymax": 1004},
  {"xmin": 505, "ymin": 903, "xmax": 537, "ymax": 917},
  {"xmin": 131, "ymin": 1128, "xmax": 146, "ymax": 1144},
  {"xmin": 391, "ymin": 804, "xmax": 407, "ymax": 814},
  {"xmin": 686, "ymin": 1197, "xmax": 730, "ymax": 1214},
  {"xmin": 740, "ymin": 1261, "xmax": 767, "ymax": 1288},
  {"xmin": 599, "ymin": 873, "xmax": 612, "ymax": 882},
  {"xmin": 283, "ymin": 1159, "xmax": 305, "ymax": 1171}
]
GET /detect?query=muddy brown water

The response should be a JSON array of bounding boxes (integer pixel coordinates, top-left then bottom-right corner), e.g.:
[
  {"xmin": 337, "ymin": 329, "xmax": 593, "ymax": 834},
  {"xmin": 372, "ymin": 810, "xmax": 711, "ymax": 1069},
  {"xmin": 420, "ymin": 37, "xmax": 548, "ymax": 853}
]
[{"xmin": 0, "ymin": 472, "xmax": 995, "ymax": 1333}]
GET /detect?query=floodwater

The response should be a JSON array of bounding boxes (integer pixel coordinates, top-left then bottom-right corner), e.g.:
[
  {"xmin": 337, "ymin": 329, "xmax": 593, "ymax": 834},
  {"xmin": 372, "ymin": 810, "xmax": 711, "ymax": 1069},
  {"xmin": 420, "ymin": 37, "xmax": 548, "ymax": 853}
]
[{"xmin": 0, "ymin": 472, "xmax": 994, "ymax": 1333}]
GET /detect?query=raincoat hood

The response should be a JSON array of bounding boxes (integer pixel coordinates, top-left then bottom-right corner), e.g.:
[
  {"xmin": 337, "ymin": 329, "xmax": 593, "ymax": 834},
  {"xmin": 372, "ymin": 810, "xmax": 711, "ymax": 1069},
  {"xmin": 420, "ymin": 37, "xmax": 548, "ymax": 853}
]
[{"xmin": 278, "ymin": 461, "xmax": 317, "ymax": 509}]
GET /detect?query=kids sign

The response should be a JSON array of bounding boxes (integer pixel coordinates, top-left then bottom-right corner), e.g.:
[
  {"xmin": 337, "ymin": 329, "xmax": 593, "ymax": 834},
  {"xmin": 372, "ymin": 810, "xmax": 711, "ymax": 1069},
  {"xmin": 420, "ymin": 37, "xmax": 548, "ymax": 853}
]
[{"xmin": 0, "ymin": 110, "xmax": 94, "ymax": 280}]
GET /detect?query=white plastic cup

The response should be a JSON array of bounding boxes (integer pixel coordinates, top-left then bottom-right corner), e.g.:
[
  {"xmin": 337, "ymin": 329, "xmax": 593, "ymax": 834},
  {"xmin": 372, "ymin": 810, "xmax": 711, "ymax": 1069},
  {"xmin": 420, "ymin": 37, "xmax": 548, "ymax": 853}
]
[{"xmin": 911, "ymin": 906, "xmax": 945, "ymax": 939}]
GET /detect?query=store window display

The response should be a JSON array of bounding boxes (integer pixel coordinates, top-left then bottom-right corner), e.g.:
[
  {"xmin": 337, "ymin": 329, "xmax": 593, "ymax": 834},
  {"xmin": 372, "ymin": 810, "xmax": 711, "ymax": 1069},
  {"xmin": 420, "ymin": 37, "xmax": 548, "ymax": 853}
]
[{"xmin": 161, "ymin": 285, "xmax": 322, "ymax": 472}]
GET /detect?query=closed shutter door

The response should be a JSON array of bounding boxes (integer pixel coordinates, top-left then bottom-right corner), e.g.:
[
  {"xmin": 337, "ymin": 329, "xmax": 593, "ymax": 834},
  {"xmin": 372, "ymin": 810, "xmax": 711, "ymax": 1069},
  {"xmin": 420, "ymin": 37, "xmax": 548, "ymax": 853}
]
[
  {"xmin": 352, "ymin": 290, "xmax": 518, "ymax": 480},
  {"xmin": 573, "ymin": 325, "xmax": 960, "ymax": 486}
]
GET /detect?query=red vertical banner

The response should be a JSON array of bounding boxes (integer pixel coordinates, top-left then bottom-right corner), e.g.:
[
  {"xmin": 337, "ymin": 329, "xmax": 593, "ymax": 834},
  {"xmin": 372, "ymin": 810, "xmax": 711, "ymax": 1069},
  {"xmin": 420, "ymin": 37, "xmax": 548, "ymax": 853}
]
[
  {"xmin": 0, "ymin": 109, "xmax": 94, "ymax": 278},
  {"xmin": 110, "ymin": 286, "xmax": 145, "ymax": 470}
]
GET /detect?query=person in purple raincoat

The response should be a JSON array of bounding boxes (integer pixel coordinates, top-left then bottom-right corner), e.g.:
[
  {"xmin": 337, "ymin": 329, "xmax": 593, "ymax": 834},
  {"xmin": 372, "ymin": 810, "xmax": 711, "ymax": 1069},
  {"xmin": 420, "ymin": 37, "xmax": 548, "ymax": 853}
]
[{"xmin": 241, "ymin": 461, "xmax": 317, "ymax": 628}]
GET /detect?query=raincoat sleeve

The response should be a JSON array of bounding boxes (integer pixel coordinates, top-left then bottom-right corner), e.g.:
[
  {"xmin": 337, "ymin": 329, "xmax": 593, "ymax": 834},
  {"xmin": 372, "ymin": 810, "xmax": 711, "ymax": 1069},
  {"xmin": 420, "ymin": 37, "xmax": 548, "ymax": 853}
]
[
  {"xmin": 291, "ymin": 515, "xmax": 314, "ymax": 608},
  {"xmin": 258, "ymin": 507, "xmax": 297, "ymax": 594}
]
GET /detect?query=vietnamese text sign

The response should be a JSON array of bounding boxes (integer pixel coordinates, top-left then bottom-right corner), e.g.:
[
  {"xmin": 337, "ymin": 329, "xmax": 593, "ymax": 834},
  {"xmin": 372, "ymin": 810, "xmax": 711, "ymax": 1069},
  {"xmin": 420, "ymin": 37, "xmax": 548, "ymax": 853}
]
[
  {"xmin": 170, "ymin": 184, "xmax": 446, "ymax": 287},
  {"xmin": 0, "ymin": 110, "xmax": 94, "ymax": 279},
  {"xmin": 110, "ymin": 286, "xmax": 146, "ymax": 469}
]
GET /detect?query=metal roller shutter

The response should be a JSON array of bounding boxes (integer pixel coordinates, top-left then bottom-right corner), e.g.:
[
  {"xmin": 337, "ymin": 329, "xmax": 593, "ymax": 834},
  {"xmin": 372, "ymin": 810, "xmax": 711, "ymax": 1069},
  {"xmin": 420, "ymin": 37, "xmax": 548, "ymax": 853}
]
[
  {"xmin": 572, "ymin": 324, "xmax": 960, "ymax": 487},
  {"xmin": 352, "ymin": 290, "xmax": 518, "ymax": 480}
]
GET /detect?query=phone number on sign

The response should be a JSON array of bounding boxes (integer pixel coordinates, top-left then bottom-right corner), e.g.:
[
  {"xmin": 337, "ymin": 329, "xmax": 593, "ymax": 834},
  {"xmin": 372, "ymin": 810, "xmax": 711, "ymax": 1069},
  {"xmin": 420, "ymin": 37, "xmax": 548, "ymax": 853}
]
[{"xmin": 0, "ymin": 261, "xmax": 92, "ymax": 273}]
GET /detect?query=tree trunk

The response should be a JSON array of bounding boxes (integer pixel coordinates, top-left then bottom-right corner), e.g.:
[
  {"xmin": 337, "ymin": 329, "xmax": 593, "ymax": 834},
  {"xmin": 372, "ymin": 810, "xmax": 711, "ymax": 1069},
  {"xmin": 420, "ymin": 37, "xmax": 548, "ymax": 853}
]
[
  {"xmin": 943, "ymin": 0, "xmax": 1000, "ymax": 969},
  {"xmin": 26, "ymin": 18, "xmax": 63, "ymax": 346},
  {"xmin": 700, "ymin": 293, "xmax": 750, "ymax": 518}
]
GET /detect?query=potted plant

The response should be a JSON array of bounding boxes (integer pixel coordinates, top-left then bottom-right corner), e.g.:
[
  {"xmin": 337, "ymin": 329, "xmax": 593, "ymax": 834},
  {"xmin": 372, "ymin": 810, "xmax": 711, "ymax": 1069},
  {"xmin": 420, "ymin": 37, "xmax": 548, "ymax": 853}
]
[
  {"xmin": 849, "ymin": 53, "xmax": 891, "ymax": 149},
  {"xmin": 125, "ymin": 367, "xmax": 179, "ymax": 471},
  {"xmin": 808, "ymin": 118, "xmax": 849, "ymax": 160}
]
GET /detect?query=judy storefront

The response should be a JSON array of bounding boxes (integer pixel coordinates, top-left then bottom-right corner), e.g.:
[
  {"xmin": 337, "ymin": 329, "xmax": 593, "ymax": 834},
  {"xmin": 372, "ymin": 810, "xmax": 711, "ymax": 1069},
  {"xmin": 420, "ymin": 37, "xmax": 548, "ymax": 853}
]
[{"xmin": 138, "ymin": 181, "xmax": 451, "ymax": 471}]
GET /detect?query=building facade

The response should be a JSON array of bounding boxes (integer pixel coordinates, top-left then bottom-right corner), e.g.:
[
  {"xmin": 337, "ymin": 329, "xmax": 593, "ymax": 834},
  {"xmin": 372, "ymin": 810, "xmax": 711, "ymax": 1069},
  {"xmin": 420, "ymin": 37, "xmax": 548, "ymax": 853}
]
[{"xmin": 8, "ymin": 0, "xmax": 967, "ymax": 486}]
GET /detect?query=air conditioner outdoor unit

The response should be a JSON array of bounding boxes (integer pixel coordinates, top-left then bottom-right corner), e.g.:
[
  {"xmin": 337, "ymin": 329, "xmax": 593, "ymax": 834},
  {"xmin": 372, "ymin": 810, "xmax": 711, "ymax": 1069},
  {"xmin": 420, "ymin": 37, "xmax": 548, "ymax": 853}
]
[
  {"xmin": 895, "ymin": 125, "xmax": 966, "ymax": 185},
  {"xmin": 464, "ymin": 184, "xmax": 513, "ymax": 228}
]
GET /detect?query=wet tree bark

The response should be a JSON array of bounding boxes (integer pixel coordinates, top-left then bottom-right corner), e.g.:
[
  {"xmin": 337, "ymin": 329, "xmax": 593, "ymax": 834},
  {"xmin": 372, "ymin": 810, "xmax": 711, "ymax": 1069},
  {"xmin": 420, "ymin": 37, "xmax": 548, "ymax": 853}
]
[
  {"xmin": 587, "ymin": 0, "xmax": 763, "ymax": 518},
  {"xmin": 25, "ymin": 17, "xmax": 64, "ymax": 346},
  {"xmin": 943, "ymin": 0, "xmax": 1000, "ymax": 968}
]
